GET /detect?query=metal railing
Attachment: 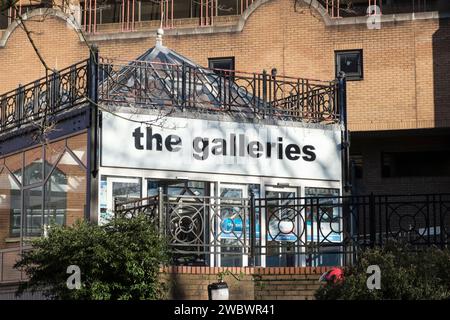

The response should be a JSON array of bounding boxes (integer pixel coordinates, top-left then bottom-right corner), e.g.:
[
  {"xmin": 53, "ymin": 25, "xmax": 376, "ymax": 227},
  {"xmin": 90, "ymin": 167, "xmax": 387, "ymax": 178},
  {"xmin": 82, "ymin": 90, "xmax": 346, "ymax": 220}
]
[
  {"xmin": 98, "ymin": 58, "xmax": 340, "ymax": 122},
  {"xmin": 319, "ymin": 0, "xmax": 450, "ymax": 18},
  {"xmin": 114, "ymin": 192, "xmax": 450, "ymax": 267},
  {"xmin": 0, "ymin": 60, "xmax": 89, "ymax": 134},
  {"xmin": 0, "ymin": 55, "xmax": 341, "ymax": 135},
  {"xmin": 2, "ymin": 192, "xmax": 448, "ymax": 282},
  {"xmin": 81, "ymin": 0, "xmax": 257, "ymax": 33}
]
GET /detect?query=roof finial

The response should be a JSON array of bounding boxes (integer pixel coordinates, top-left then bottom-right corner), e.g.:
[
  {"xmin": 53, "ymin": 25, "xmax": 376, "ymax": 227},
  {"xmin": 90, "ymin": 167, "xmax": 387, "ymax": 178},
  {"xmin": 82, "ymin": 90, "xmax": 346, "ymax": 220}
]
[{"xmin": 156, "ymin": 28, "xmax": 164, "ymax": 47}]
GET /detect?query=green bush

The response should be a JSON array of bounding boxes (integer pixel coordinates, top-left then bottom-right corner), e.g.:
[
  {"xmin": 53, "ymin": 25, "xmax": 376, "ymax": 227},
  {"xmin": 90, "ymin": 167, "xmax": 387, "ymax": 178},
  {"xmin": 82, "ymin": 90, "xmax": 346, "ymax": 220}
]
[
  {"xmin": 315, "ymin": 242, "xmax": 450, "ymax": 300},
  {"xmin": 15, "ymin": 213, "xmax": 170, "ymax": 300}
]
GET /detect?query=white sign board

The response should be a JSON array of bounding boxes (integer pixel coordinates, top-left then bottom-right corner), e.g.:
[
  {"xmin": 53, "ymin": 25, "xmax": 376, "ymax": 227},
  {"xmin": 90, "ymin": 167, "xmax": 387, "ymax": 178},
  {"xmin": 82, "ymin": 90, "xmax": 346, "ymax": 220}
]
[{"xmin": 101, "ymin": 113, "xmax": 342, "ymax": 181}]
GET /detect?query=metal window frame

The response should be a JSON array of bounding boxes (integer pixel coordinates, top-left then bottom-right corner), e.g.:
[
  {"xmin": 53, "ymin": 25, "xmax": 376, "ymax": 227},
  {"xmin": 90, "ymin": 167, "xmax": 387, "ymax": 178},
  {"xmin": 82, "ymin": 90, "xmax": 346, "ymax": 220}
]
[{"xmin": 335, "ymin": 49, "xmax": 364, "ymax": 81}]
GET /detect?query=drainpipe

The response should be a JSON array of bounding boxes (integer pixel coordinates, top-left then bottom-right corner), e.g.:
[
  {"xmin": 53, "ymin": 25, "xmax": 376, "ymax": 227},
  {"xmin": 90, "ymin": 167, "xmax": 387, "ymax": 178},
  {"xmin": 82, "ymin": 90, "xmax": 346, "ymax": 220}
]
[
  {"xmin": 338, "ymin": 71, "xmax": 352, "ymax": 265},
  {"xmin": 338, "ymin": 71, "xmax": 351, "ymax": 195},
  {"xmin": 86, "ymin": 45, "xmax": 99, "ymax": 224}
]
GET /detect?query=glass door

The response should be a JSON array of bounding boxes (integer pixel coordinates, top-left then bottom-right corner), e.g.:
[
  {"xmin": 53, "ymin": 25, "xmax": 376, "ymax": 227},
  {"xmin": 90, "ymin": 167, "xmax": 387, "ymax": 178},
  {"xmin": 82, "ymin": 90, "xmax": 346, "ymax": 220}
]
[
  {"xmin": 218, "ymin": 184, "xmax": 248, "ymax": 267},
  {"xmin": 265, "ymin": 186, "xmax": 302, "ymax": 267},
  {"xmin": 147, "ymin": 179, "xmax": 209, "ymax": 265}
]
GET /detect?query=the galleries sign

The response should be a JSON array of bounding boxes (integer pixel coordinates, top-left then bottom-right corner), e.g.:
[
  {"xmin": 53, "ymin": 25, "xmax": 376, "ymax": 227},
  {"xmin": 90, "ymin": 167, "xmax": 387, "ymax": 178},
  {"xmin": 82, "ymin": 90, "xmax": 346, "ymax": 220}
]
[{"xmin": 101, "ymin": 113, "xmax": 342, "ymax": 181}]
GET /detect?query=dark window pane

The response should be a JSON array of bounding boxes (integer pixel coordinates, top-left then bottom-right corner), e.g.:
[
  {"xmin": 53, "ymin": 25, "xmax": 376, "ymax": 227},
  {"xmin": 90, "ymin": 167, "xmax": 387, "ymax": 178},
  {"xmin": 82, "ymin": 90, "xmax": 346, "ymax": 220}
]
[
  {"xmin": 139, "ymin": 0, "xmax": 161, "ymax": 21},
  {"xmin": 217, "ymin": 0, "xmax": 239, "ymax": 16},
  {"xmin": 351, "ymin": 154, "xmax": 364, "ymax": 179},
  {"xmin": 335, "ymin": 50, "xmax": 363, "ymax": 80},
  {"xmin": 209, "ymin": 57, "xmax": 235, "ymax": 71},
  {"xmin": 23, "ymin": 187, "xmax": 43, "ymax": 237},
  {"xmin": 173, "ymin": 0, "xmax": 191, "ymax": 19},
  {"xmin": 96, "ymin": 0, "xmax": 122, "ymax": 24},
  {"xmin": 0, "ymin": 9, "xmax": 9, "ymax": 29},
  {"xmin": 382, "ymin": 151, "xmax": 450, "ymax": 177}
]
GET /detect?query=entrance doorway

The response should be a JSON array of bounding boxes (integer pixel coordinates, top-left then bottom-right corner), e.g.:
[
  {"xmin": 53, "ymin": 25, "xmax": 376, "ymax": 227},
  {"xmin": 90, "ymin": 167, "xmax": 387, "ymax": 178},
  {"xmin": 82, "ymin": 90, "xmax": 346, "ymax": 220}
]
[
  {"xmin": 265, "ymin": 186, "xmax": 304, "ymax": 267},
  {"xmin": 217, "ymin": 184, "xmax": 249, "ymax": 267}
]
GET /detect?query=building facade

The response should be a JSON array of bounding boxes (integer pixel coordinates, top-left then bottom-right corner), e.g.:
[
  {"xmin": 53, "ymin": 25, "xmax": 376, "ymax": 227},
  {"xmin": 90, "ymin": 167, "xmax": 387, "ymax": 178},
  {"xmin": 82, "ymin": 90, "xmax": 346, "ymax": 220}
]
[
  {"xmin": 1, "ymin": 0, "xmax": 450, "ymax": 195},
  {"xmin": 1, "ymin": 0, "xmax": 450, "ymax": 286}
]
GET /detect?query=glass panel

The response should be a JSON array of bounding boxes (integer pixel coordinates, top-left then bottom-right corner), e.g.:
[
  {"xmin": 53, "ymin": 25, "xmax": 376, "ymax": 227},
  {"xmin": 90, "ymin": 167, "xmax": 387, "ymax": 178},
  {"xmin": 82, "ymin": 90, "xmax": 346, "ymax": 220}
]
[
  {"xmin": 44, "ymin": 165, "xmax": 68, "ymax": 228},
  {"xmin": 336, "ymin": 51, "xmax": 362, "ymax": 79},
  {"xmin": 5, "ymin": 152, "xmax": 23, "ymax": 184},
  {"xmin": 266, "ymin": 190, "xmax": 296, "ymax": 267},
  {"xmin": 168, "ymin": 181, "xmax": 205, "ymax": 197},
  {"xmin": 0, "ymin": 168, "xmax": 21, "ymax": 240},
  {"xmin": 0, "ymin": 9, "xmax": 8, "ymax": 29},
  {"xmin": 173, "ymin": 0, "xmax": 191, "ymax": 19},
  {"xmin": 139, "ymin": 0, "xmax": 161, "ymax": 21},
  {"xmin": 248, "ymin": 184, "xmax": 261, "ymax": 266},
  {"xmin": 220, "ymin": 187, "xmax": 244, "ymax": 267},
  {"xmin": 304, "ymin": 187, "xmax": 341, "ymax": 266},
  {"xmin": 96, "ymin": 0, "xmax": 122, "ymax": 24},
  {"xmin": 147, "ymin": 179, "xmax": 159, "ymax": 197},
  {"xmin": 112, "ymin": 179, "xmax": 141, "ymax": 203},
  {"xmin": 147, "ymin": 180, "xmax": 206, "ymax": 197},
  {"xmin": 67, "ymin": 133, "xmax": 87, "ymax": 167},
  {"xmin": 23, "ymin": 186, "xmax": 43, "ymax": 237},
  {"xmin": 24, "ymin": 147, "xmax": 43, "ymax": 186},
  {"xmin": 45, "ymin": 139, "xmax": 66, "ymax": 167},
  {"xmin": 54, "ymin": 152, "xmax": 87, "ymax": 226}
]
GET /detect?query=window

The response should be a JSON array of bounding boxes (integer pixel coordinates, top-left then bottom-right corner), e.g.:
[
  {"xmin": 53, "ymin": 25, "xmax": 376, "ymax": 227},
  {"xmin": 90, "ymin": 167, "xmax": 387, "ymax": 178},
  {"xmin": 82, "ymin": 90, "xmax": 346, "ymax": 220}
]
[
  {"xmin": 304, "ymin": 187, "xmax": 341, "ymax": 266},
  {"xmin": 382, "ymin": 151, "xmax": 450, "ymax": 178},
  {"xmin": 0, "ymin": 9, "xmax": 8, "ymax": 29},
  {"xmin": 351, "ymin": 154, "xmax": 364, "ymax": 179},
  {"xmin": 208, "ymin": 57, "xmax": 235, "ymax": 81},
  {"xmin": 0, "ymin": 134, "xmax": 88, "ymax": 240},
  {"xmin": 208, "ymin": 57, "xmax": 235, "ymax": 72},
  {"xmin": 217, "ymin": 0, "xmax": 239, "ymax": 16},
  {"xmin": 335, "ymin": 50, "xmax": 363, "ymax": 80}
]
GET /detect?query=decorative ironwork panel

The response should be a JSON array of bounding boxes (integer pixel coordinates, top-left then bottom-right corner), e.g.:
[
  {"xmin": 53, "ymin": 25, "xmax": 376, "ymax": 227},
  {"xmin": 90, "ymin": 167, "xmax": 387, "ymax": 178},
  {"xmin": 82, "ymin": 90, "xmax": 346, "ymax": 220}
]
[
  {"xmin": 114, "ymin": 192, "xmax": 450, "ymax": 267},
  {"xmin": 0, "ymin": 60, "xmax": 89, "ymax": 134},
  {"xmin": 98, "ymin": 57, "xmax": 339, "ymax": 123}
]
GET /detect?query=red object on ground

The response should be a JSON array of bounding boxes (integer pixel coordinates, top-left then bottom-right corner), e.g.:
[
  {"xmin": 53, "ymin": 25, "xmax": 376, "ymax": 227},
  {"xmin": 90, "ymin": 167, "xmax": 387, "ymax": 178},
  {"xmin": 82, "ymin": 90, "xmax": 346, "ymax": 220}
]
[{"xmin": 320, "ymin": 267, "xmax": 344, "ymax": 283}]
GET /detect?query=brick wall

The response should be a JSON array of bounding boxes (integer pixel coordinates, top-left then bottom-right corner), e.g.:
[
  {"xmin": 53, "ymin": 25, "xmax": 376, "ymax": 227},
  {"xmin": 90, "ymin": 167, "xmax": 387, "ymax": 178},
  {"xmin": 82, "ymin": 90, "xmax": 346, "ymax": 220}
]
[
  {"xmin": 0, "ymin": 266, "xmax": 330, "ymax": 299},
  {"xmin": 1, "ymin": 0, "xmax": 450, "ymax": 132},
  {"xmin": 161, "ymin": 266, "xmax": 330, "ymax": 300}
]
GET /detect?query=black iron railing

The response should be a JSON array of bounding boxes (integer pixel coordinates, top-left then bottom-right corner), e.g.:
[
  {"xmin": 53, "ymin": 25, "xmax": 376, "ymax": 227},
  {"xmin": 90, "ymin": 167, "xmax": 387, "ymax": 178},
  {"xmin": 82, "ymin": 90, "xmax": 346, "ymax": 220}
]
[
  {"xmin": 0, "ymin": 56, "xmax": 341, "ymax": 135},
  {"xmin": 115, "ymin": 193, "xmax": 450, "ymax": 267},
  {"xmin": 0, "ymin": 60, "xmax": 89, "ymax": 134},
  {"xmin": 98, "ymin": 58, "xmax": 340, "ymax": 122}
]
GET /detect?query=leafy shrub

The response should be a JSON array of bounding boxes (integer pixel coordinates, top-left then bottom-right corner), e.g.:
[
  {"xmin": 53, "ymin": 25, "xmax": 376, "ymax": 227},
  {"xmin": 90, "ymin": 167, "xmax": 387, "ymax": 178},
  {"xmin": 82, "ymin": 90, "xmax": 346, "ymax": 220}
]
[
  {"xmin": 315, "ymin": 242, "xmax": 450, "ymax": 300},
  {"xmin": 15, "ymin": 213, "xmax": 170, "ymax": 300}
]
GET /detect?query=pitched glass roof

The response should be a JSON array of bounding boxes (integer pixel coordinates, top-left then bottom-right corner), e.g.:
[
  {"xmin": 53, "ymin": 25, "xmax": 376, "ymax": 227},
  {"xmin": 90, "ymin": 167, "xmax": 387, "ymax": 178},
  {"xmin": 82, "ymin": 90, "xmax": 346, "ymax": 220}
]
[{"xmin": 101, "ymin": 41, "xmax": 258, "ymax": 117}]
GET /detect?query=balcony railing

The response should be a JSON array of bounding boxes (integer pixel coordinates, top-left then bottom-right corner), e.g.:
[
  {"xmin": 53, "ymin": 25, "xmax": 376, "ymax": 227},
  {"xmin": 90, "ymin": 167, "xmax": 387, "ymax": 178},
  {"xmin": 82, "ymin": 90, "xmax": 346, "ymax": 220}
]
[
  {"xmin": 98, "ymin": 58, "xmax": 340, "ymax": 122},
  {"xmin": 0, "ymin": 54, "xmax": 340, "ymax": 136},
  {"xmin": 0, "ymin": 60, "xmax": 89, "ymax": 135},
  {"xmin": 319, "ymin": 0, "xmax": 450, "ymax": 18}
]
